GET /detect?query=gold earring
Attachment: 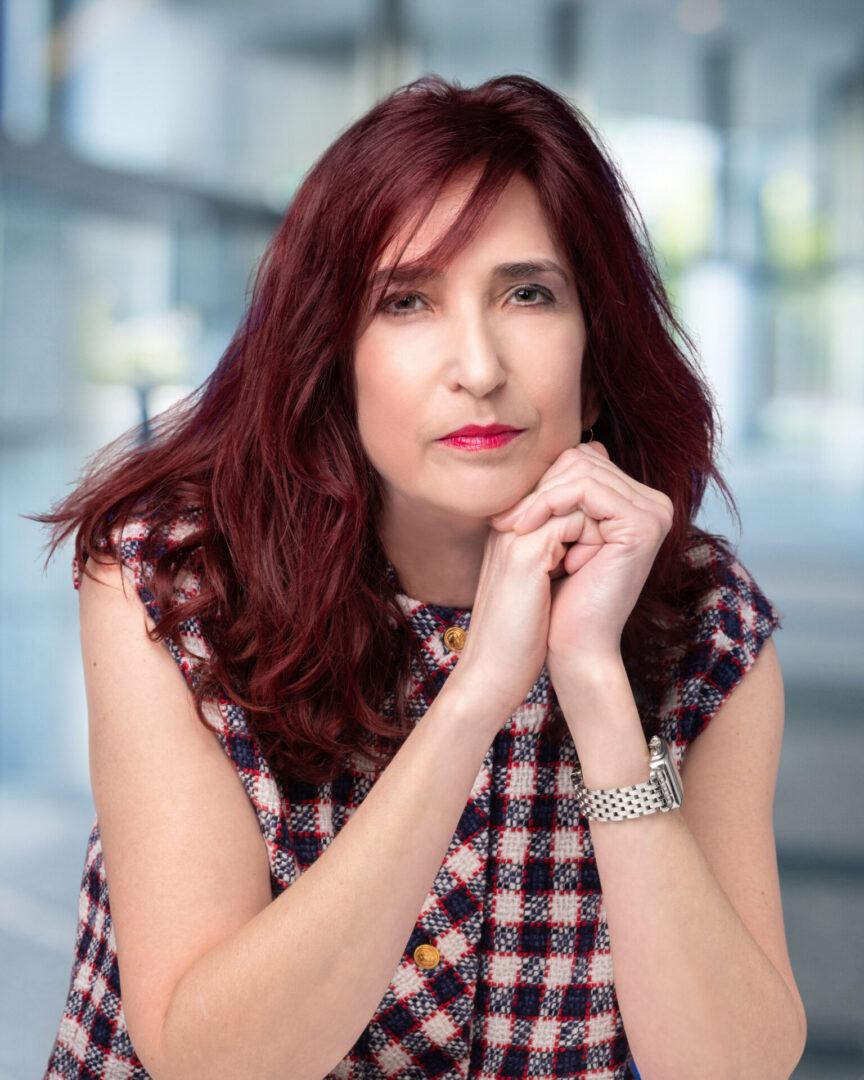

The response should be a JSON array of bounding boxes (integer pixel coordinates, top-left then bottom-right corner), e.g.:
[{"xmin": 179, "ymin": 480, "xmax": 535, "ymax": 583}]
[{"xmin": 581, "ymin": 427, "xmax": 594, "ymax": 443}]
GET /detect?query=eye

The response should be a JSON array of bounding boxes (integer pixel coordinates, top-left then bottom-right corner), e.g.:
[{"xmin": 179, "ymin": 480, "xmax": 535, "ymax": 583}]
[
  {"xmin": 379, "ymin": 284, "xmax": 555, "ymax": 317},
  {"xmin": 382, "ymin": 292, "xmax": 425, "ymax": 317},
  {"xmin": 509, "ymin": 285, "xmax": 554, "ymax": 305}
]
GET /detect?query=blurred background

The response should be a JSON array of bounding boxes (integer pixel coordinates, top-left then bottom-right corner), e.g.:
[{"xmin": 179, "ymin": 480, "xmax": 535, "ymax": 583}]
[{"xmin": 1, "ymin": 0, "xmax": 862, "ymax": 1076}]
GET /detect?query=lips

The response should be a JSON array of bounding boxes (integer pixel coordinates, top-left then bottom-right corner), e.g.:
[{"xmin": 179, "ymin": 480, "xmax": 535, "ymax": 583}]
[
  {"xmin": 440, "ymin": 423, "xmax": 521, "ymax": 438},
  {"xmin": 436, "ymin": 424, "xmax": 525, "ymax": 452}
]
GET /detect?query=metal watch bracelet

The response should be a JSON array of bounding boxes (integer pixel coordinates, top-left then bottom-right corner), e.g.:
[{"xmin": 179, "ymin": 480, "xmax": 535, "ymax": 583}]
[{"xmin": 571, "ymin": 735, "xmax": 683, "ymax": 822}]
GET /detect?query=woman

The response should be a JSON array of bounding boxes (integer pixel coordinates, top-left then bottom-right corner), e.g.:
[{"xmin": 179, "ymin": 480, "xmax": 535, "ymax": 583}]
[{"xmin": 42, "ymin": 74, "xmax": 806, "ymax": 1079}]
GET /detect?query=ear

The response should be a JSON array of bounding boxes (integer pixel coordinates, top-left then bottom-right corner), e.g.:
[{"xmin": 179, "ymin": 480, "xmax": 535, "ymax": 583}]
[{"xmin": 581, "ymin": 381, "xmax": 600, "ymax": 430}]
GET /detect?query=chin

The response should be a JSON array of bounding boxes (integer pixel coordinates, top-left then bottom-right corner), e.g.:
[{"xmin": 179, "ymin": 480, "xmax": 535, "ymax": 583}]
[
  {"xmin": 388, "ymin": 470, "xmax": 538, "ymax": 524},
  {"xmin": 431, "ymin": 488, "xmax": 526, "ymax": 522}
]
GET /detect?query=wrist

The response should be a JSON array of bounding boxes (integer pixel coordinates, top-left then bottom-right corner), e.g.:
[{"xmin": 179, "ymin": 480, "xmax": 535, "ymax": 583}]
[
  {"xmin": 550, "ymin": 656, "xmax": 650, "ymax": 790},
  {"xmin": 436, "ymin": 665, "xmax": 512, "ymax": 741},
  {"xmin": 550, "ymin": 653, "xmax": 636, "ymax": 727},
  {"xmin": 548, "ymin": 647, "xmax": 627, "ymax": 687},
  {"xmin": 570, "ymin": 721, "xmax": 651, "ymax": 791},
  {"xmin": 573, "ymin": 734, "xmax": 683, "ymax": 821}
]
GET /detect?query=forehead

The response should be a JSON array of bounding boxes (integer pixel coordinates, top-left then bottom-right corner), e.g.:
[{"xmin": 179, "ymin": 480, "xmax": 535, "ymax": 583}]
[{"xmin": 378, "ymin": 171, "xmax": 563, "ymax": 269}]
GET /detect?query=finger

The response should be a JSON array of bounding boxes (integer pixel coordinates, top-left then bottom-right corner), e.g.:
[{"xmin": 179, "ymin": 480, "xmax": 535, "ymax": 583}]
[
  {"xmin": 511, "ymin": 473, "xmax": 654, "ymax": 535},
  {"xmin": 576, "ymin": 452, "xmax": 673, "ymax": 511},
  {"xmin": 519, "ymin": 504, "xmax": 608, "ymax": 580},
  {"xmin": 541, "ymin": 440, "xmax": 611, "ymax": 482},
  {"xmin": 543, "ymin": 466, "xmax": 671, "ymax": 530},
  {"xmin": 541, "ymin": 442, "xmax": 672, "ymax": 512},
  {"xmin": 563, "ymin": 536, "xmax": 603, "ymax": 575},
  {"xmin": 490, "ymin": 444, "xmax": 593, "ymax": 527},
  {"xmin": 550, "ymin": 444, "xmax": 658, "ymax": 502},
  {"xmin": 517, "ymin": 482, "xmax": 669, "ymax": 558},
  {"xmin": 521, "ymin": 507, "xmax": 593, "ymax": 572},
  {"xmin": 494, "ymin": 444, "xmax": 635, "ymax": 527},
  {"xmin": 582, "ymin": 440, "xmax": 610, "ymax": 460},
  {"xmin": 492, "ymin": 443, "xmax": 671, "ymax": 531}
]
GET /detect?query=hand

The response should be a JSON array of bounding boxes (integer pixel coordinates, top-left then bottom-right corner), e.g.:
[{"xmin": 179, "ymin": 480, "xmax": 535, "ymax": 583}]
[
  {"xmin": 450, "ymin": 480, "xmax": 602, "ymax": 725},
  {"xmin": 489, "ymin": 442, "xmax": 673, "ymax": 668}
]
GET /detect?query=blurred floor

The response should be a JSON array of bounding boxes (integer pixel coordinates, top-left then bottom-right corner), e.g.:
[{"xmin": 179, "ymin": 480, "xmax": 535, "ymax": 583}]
[{"xmin": 2, "ymin": 448, "xmax": 863, "ymax": 1079}]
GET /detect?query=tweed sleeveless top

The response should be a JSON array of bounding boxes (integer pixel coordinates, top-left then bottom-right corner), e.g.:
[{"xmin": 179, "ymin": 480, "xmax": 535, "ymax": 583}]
[{"xmin": 45, "ymin": 512, "xmax": 781, "ymax": 1080}]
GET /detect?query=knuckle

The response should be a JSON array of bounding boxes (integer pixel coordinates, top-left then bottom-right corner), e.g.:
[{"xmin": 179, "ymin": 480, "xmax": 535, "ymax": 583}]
[
  {"xmin": 650, "ymin": 516, "xmax": 667, "ymax": 540},
  {"xmin": 649, "ymin": 511, "xmax": 672, "ymax": 542},
  {"xmin": 501, "ymin": 531, "xmax": 531, "ymax": 561},
  {"xmin": 558, "ymin": 447, "xmax": 583, "ymax": 468}
]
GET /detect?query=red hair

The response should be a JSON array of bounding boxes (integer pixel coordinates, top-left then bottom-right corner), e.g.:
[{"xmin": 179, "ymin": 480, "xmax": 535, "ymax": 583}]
[{"xmin": 40, "ymin": 73, "xmax": 733, "ymax": 783}]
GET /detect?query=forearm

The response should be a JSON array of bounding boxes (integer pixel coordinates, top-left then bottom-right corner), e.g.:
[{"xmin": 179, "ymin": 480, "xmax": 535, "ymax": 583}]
[
  {"xmin": 154, "ymin": 669, "xmax": 500, "ymax": 1080},
  {"xmin": 555, "ymin": 659, "xmax": 805, "ymax": 1080}
]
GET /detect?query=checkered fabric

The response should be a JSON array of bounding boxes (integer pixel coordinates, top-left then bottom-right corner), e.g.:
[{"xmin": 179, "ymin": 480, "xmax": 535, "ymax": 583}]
[{"xmin": 46, "ymin": 514, "xmax": 780, "ymax": 1080}]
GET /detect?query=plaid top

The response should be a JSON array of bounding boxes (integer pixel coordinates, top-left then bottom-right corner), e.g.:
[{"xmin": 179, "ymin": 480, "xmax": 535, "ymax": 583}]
[{"xmin": 45, "ymin": 513, "xmax": 781, "ymax": 1080}]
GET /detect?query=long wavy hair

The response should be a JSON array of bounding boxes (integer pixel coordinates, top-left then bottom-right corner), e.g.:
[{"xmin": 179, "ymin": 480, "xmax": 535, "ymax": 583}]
[{"xmin": 40, "ymin": 73, "xmax": 732, "ymax": 784}]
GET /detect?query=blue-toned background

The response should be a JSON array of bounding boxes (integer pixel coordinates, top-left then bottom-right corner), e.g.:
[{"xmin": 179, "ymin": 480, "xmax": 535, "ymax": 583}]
[{"xmin": 1, "ymin": 1, "xmax": 862, "ymax": 1076}]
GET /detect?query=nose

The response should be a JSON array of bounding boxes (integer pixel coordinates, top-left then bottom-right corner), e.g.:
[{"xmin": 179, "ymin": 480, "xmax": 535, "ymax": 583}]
[{"xmin": 448, "ymin": 310, "xmax": 506, "ymax": 397}]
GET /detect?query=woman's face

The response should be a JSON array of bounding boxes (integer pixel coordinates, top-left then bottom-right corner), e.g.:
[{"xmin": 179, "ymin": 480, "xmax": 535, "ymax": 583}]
[{"xmin": 353, "ymin": 171, "xmax": 590, "ymax": 527}]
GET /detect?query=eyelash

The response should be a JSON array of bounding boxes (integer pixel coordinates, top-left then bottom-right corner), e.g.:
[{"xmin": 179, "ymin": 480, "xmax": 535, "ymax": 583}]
[{"xmin": 381, "ymin": 284, "xmax": 556, "ymax": 318}]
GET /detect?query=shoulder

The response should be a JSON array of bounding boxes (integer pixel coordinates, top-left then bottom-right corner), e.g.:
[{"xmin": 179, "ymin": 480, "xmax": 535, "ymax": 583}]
[
  {"xmin": 656, "ymin": 535, "xmax": 782, "ymax": 755},
  {"xmin": 111, "ymin": 505, "xmax": 206, "ymax": 612},
  {"xmin": 76, "ymin": 504, "xmax": 211, "ymax": 686},
  {"xmin": 76, "ymin": 504, "xmax": 206, "ymax": 587},
  {"xmin": 682, "ymin": 536, "xmax": 782, "ymax": 650}
]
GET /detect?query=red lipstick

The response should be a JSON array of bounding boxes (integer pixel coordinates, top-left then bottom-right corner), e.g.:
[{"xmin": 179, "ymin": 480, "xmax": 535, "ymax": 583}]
[{"xmin": 437, "ymin": 423, "xmax": 524, "ymax": 451}]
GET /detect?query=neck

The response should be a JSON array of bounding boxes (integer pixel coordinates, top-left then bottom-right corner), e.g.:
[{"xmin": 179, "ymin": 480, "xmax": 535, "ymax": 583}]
[{"xmin": 379, "ymin": 496, "xmax": 489, "ymax": 609}]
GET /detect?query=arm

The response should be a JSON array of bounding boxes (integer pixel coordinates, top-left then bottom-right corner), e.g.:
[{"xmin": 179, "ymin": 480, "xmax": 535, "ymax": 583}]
[
  {"xmin": 491, "ymin": 441, "xmax": 806, "ymax": 1079},
  {"xmin": 553, "ymin": 639, "xmax": 807, "ymax": 1080},
  {"xmin": 81, "ymin": 559, "xmax": 503, "ymax": 1080}
]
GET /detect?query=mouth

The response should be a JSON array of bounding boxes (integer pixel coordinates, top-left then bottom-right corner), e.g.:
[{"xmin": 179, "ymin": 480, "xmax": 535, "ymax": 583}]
[
  {"xmin": 442, "ymin": 424, "xmax": 521, "ymax": 438},
  {"xmin": 436, "ymin": 425, "xmax": 525, "ymax": 452}
]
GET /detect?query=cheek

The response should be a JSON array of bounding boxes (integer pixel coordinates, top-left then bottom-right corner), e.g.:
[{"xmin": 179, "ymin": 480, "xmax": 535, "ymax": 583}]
[
  {"xmin": 354, "ymin": 337, "xmax": 392, "ymax": 425},
  {"xmin": 520, "ymin": 329, "xmax": 585, "ymax": 420},
  {"xmin": 354, "ymin": 328, "xmax": 435, "ymax": 424},
  {"xmin": 356, "ymin": 368, "xmax": 419, "ymax": 431},
  {"xmin": 353, "ymin": 346, "xmax": 420, "ymax": 476}
]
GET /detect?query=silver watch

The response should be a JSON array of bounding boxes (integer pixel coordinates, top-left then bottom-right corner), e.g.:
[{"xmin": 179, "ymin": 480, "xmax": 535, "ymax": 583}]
[{"xmin": 572, "ymin": 735, "xmax": 683, "ymax": 821}]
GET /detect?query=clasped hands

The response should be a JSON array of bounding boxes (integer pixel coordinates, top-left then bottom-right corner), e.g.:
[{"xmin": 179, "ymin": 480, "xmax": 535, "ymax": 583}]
[{"xmin": 488, "ymin": 441, "xmax": 673, "ymax": 680}]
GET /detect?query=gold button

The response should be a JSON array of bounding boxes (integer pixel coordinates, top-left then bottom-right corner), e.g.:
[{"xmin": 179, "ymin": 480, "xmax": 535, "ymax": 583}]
[
  {"xmin": 413, "ymin": 944, "xmax": 440, "ymax": 969},
  {"xmin": 442, "ymin": 626, "xmax": 467, "ymax": 652}
]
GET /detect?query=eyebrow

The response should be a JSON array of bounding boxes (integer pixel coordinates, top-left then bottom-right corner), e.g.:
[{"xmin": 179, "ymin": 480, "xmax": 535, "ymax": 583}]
[{"xmin": 369, "ymin": 258, "xmax": 570, "ymax": 289}]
